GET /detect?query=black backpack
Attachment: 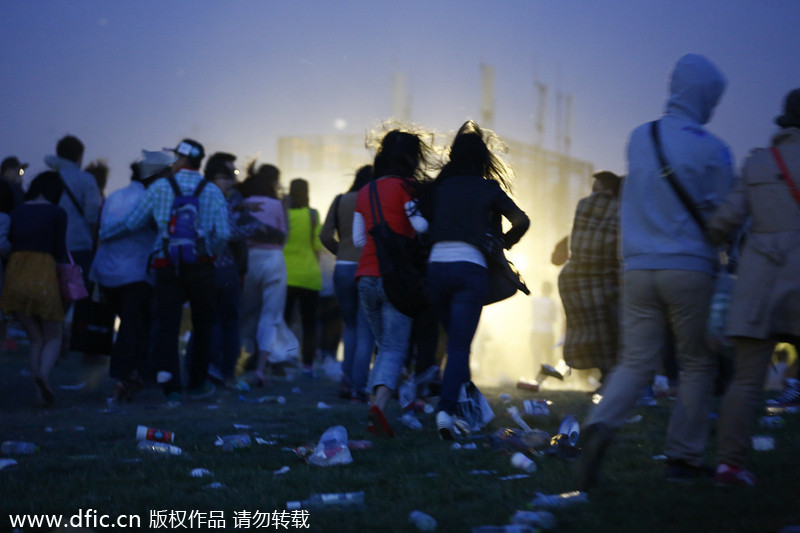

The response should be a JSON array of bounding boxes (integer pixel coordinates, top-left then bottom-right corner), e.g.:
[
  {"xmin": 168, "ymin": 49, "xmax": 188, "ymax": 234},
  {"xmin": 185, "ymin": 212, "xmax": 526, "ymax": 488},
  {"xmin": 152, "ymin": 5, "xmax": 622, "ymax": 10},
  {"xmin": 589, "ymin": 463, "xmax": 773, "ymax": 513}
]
[{"xmin": 367, "ymin": 180, "xmax": 429, "ymax": 317}]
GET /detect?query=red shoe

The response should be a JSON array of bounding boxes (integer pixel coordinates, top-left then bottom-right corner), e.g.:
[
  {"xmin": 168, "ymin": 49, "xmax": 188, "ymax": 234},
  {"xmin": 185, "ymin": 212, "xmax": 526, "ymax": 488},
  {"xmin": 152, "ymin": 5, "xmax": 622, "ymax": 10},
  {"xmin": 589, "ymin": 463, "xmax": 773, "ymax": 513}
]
[
  {"xmin": 367, "ymin": 405, "xmax": 394, "ymax": 438},
  {"xmin": 715, "ymin": 463, "xmax": 757, "ymax": 487}
]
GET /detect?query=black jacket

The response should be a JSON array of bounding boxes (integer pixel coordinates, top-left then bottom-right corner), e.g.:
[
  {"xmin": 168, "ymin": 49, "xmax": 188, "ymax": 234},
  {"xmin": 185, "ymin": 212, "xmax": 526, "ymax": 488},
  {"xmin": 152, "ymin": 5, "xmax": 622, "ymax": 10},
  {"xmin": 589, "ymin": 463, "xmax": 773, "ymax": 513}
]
[{"xmin": 428, "ymin": 174, "xmax": 529, "ymax": 250}]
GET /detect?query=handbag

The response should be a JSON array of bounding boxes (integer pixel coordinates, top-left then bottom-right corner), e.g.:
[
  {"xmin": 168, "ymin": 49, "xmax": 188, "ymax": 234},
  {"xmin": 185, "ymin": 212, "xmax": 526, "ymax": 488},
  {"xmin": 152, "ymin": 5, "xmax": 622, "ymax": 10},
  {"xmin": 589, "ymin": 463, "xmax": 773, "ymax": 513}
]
[
  {"xmin": 482, "ymin": 232, "xmax": 530, "ymax": 305},
  {"xmin": 56, "ymin": 251, "xmax": 89, "ymax": 304},
  {"xmin": 650, "ymin": 120, "xmax": 735, "ymax": 355},
  {"xmin": 367, "ymin": 180, "xmax": 429, "ymax": 317}
]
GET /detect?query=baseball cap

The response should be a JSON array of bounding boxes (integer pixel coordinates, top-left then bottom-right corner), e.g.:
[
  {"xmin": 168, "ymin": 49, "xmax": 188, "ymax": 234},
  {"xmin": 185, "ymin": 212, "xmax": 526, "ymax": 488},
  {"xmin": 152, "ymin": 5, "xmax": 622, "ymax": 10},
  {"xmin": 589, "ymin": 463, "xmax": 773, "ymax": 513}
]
[
  {"xmin": 1, "ymin": 156, "xmax": 28, "ymax": 174},
  {"xmin": 168, "ymin": 139, "xmax": 205, "ymax": 161}
]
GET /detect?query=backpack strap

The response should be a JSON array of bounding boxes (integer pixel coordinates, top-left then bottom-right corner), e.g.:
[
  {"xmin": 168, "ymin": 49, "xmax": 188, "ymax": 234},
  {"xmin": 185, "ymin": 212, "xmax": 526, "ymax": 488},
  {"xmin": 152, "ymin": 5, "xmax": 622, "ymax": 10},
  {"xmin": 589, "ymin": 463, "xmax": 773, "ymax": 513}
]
[
  {"xmin": 368, "ymin": 180, "xmax": 386, "ymax": 225},
  {"xmin": 192, "ymin": 179, "xmax": 209, "ymax": 198},
  {"xmin": 771, "ymin": 146, "xmax": 800, "ymax": 208},
  {"xmin": 165, "ymin": 174, "xmax": 182, "ymax": 197}
]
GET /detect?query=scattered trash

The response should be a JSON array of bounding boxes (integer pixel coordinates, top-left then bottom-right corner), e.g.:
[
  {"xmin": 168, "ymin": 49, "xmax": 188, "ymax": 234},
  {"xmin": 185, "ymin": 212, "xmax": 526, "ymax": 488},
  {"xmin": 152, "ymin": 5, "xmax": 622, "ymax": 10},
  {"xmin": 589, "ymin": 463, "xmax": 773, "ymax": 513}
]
[
  {"xmin": 510, "ymin": 452, "xmax": 537, "ymax": 473},
  {"xmin": 556, "ymin": 414, "xmax": 580, "ymax": 446},
  {"xmin": 273, "ymin": 466, "xmax": 290, "ymax": 476},
  {"xmin": 204, "ymin": 482, "xmax": 224, "ymax": 489},
  {"xmin": 511, "ymin": 510, "xmax": 556, "ymax": 530},
  {"xmin": 137, "ymin": 440, "xmax": 182, "ymax": 456},
  {"xmin": 456, "ymin": 382, "xmax": 495, "ymax": 431},
  {"xmin": 1, "ymin": 441, "xmax": 38, "ymax": 454},
  {"xmin": 44, "ymin": 427, "xmax": 53, "ymax": 432},
  {"xmin": 488, "ymin": 428, "xmax": 550, "ymax": 453},
  {"xmin": 137, "ymin": 425, "xmax": 174, "ymax": 443},
  {"xmin": 470, "ymin": 469, "xmax": 498, "ymax": 475},
  {"xmin": 522, "ymin": 399, "xmax": 550, "ymax": 417},
  {"xmin": 462, "ymin": 442, "xmax": 478, "ymax": 450},
  {"xmin": 347, "ymin": 440, "xmax": 373, "ymax": 450},
  {"xmin": 292, "ymin": 446, "xmax": 315, "ymax": 461},
  {"xmin": 528, "ymin": 491, "xmax": 588, "ymax": 509},
  {"xmin": 752, "ymin": 435, "xmax": 775, "ymax": 451},
  {"xmin": 498, "ymin": 474, "xmax": 531, "ymax": 481},
  {"xmin": 317, "ymin": 401, "xmax": 331, "ymax": 409},
  {"xmin": 409, "ymin": 510, "xmax": 437, "ymax": 531},
  {"xmin": 307, "ymin": 425, "xmax": 353, "ymax": 466},
  {"xmin": 59, "ymin": 382, "xmax": 87, "ymax": 390},
  {"xmin": 400, "ymin": 412, "xmax": 423, "ymax": 430},
  {"xmin": 255, "ymin": 437, "xmax": 277, "ymax": 445},
  {"xmin": 399, "ymin": 377, "xmax": 417, "ymax": 409},
  {"xmin": 233, "ymin": 423, "xmax": 251, "ymax": 430},
  {"xmin": 190, "ymin": 468, "xmax": 212, "ymax": 478},
  {"xmin": 451, "ymin": 443, "xmax": 462, "ymax": 450},
  {"xmin": 516, "ymin": 378, "xmax": 540, "ymax": 392},
  {"xmin": 625, "ymin": 414, "xmax": 643, "ymax": 424},
  {"xmin": 472, "ymin": 525, "xmax": 536, "ymax": 532},
  {"xmin": 758, "ymin": 415, "xmax": 785, "ymax": 428},
  {"xmin": 74, "ymin": 426, "xmax": 85, "ymax": 432},
  {"xmin": 217, "ymin": 434, "xmax": 252, "ymax": 451},
  {"xmin": 0, "ymin": 458, "xmax": 18, "ymax": 470},
  {"xmin": 652, "ymin": 454, "xmax": 668, "ymax": 461},
  {"xmin": 506, "ymin": 406, "xmax": 533, "ymax": 432},
  {"xmin": 291, "ymin": 387, "xmax": 302, "ymax": 394},
  {"xmin": 498, "ymin": 393, "xmax": 512, "ymax": 404},
  {"xmin": 322, "ymin": 356, "xmax": 343, "ymax": 382},
  {"xmin": 235, "ymin": 380, "xmax": 250, "ymax": 392},
  {"xmin": 204, "ymin": 404, "xmax": 219, "ymax": 410},
  {"xmin": 286, "ymin": 491, "xmax": 365, "ymax": 510}
]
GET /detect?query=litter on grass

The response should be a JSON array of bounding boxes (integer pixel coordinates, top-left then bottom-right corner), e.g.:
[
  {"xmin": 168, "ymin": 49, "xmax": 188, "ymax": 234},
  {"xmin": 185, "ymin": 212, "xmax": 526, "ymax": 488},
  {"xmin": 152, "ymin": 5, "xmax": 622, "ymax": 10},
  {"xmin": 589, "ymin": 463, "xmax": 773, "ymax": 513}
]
[{"xmin": 190, "ymin": 468, "xmax": 212, "ymax": 478}]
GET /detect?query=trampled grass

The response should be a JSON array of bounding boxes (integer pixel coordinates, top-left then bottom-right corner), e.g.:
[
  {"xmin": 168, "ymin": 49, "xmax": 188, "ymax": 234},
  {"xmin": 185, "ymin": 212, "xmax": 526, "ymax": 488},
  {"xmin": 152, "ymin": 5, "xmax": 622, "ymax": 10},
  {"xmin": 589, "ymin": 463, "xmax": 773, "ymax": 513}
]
[{"xmin": 0, "ymin": 347, "xmax": 798, "ymax": 533}]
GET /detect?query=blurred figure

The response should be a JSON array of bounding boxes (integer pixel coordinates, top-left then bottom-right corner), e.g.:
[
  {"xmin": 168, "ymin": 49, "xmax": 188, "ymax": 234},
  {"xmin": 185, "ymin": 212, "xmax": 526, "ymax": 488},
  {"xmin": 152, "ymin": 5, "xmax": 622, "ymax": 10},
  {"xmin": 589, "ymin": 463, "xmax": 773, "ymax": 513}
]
[
  {"xmin": 708, "ymin": 88, "xmax": 800, "ymax": 486},
  {"xmin": 320, "ymin": 164, "xmax": 376, "ymax": 401},
  {"xmin": 238, "ymin": 165, "xmax": 294, "ymax": 386},
  {"xmin": 575, "ymin": 54, "xmax": 735, "ymax": 490},
  {"xmin": 91, "ymin": 152, "xmax": 170, "ymax": 401},
  {"xmin": 0, "ymin": 180, "xmax": 14, "ymax": 351},
  {"xmin": 0, "ymin": 172, "xmax": 68, "ymax": 405},
  {"xmin": 44, "ymin": 135, "xmax": 102, "ymax": 283},
  {"xmin": 558, "ymin": 171, "xmax": 622, "ymax": 385},
  {"xmin": 1, "ymin": 156, "xmax": 27, "ymax": 207},
  {"xmin": 530, "ymin": 280, "xmax": 559, "ymax": 369},
  {"xmin": 353, "ymin": 128, "xmax": 433, "ymax": 437},
  {"xmin": 283, "ymin": 178, "xmax": 323, "ymax": 375},
  {"xmin": 414, "ymin": 121, "xmax": 529, "ymax": 439}
]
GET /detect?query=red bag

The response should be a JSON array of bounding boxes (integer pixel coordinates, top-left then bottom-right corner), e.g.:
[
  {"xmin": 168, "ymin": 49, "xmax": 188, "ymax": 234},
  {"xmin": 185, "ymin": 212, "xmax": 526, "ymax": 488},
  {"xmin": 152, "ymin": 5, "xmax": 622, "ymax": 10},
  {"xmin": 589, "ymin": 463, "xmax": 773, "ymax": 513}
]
[{"xmin": 57, "ymin": 252, "xmax": 89, "ymax": 304}]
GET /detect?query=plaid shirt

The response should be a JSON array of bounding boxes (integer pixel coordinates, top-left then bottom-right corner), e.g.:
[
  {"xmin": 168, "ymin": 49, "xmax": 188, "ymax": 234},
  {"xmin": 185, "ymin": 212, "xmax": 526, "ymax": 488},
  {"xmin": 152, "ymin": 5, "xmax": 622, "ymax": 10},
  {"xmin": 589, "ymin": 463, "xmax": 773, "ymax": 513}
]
[{"xmin": 99, "ymin": 168, "xmax": 230, "ymax": 262}]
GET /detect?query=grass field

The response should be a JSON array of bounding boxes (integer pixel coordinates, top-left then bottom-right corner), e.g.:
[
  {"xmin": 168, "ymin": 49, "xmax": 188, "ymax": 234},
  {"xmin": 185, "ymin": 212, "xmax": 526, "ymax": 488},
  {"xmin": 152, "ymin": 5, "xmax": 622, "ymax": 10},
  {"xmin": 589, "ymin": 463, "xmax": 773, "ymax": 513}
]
[{"xmin": 1, "ymin": 342, "xmax": 798, "ymax": 533}]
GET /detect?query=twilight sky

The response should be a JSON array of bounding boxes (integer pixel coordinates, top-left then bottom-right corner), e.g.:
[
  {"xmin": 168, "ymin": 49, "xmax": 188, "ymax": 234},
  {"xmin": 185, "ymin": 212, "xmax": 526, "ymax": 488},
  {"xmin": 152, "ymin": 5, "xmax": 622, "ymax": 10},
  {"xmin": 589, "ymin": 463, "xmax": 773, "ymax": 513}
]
[{"xmin": 1, "ymin": 1, "xmax": 799, "ymax": 196}]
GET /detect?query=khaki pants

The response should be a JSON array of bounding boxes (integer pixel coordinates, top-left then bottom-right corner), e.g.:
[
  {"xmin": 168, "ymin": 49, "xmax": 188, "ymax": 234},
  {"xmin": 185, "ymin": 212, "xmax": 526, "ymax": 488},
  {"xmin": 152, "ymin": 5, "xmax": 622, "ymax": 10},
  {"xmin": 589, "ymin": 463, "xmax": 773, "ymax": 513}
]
[
  {"xmin": 585, "ymin": 269, "xmax": 716, "ymax": 465},
  {"xmin": 716, "ymin": 337, "xmax": 775, "ymax": 468}
]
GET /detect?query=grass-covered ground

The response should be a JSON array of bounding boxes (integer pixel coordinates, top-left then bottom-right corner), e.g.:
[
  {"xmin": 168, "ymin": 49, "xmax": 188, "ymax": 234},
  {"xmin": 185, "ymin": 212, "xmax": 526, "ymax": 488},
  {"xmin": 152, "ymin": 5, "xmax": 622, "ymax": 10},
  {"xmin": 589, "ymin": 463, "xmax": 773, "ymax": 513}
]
[{"xmin": 1, "ymin": 342, "xmax": 798, "ymax": 533}]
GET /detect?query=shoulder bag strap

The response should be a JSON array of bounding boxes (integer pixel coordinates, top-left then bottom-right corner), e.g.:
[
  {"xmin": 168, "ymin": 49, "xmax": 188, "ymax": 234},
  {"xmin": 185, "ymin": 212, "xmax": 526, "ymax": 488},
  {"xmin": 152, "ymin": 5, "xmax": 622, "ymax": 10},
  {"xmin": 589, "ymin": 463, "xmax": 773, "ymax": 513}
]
[
  {"xmin": 166, "ymin": 174, "xmax": 182, "ymax": 197},
  {"xmin": 58, "ymin": 172, "xmax": 84, "ymax": 218},
  {"xmin": 368, "ymin": 180, "xmax": 386, "ymax": 225},
  {"xmin": 770, "ymin": 146, "xmax": 800, "ymax": 207},
  {"xmin": 650, "ymin": 120, "xmax": 707, "ymax": 231}
]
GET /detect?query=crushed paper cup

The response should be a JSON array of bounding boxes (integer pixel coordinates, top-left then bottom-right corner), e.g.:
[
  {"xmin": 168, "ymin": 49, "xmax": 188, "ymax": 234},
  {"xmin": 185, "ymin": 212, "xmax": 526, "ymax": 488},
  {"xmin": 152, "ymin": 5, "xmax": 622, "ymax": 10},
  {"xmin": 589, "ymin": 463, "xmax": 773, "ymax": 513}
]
[
  {"xmin": 274, "ymin": 466, "xmax": 290, "ymax": 476},
  {"xmin": 190, "ymin": 468, "xmax": 212, "ymax": 478},
  {"xmin": 317, "ymin": 401, "xmax": 331, "ymax": 409},
  {"xmin": 752, "ymin": 435, "xmax": 775, "ymax": 451},
  {"xmin": 255, "ymin": 437, "xmax": 277, "ymax": 445},
  {"xmin": 0, "ymin": 458, "xmax": 18, "ymax": 470}
]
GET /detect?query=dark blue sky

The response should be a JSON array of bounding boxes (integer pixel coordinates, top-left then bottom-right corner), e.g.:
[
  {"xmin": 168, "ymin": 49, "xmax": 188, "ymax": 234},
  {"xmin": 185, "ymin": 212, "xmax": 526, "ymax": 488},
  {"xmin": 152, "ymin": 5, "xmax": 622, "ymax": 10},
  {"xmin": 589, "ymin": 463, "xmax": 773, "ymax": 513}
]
[{"xmin": 2, "ymin": 1, "xmax": 799, "ymax": 197}]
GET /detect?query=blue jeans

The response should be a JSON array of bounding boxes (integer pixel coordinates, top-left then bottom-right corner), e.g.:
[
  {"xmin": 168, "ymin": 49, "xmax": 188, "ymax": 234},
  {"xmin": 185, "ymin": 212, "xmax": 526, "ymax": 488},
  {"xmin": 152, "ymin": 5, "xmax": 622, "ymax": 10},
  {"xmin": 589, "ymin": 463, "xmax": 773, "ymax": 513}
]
[
  {"xmin": 334, "ymin": 263, "xmax": 375, "ymax": 392},
  {"xmin": 358, "ymin": 276, "xmax": 412, "ymax": 393},
  {"xmin": 425, "ymin": 261, "xmax": 488, "ymax": 414}
]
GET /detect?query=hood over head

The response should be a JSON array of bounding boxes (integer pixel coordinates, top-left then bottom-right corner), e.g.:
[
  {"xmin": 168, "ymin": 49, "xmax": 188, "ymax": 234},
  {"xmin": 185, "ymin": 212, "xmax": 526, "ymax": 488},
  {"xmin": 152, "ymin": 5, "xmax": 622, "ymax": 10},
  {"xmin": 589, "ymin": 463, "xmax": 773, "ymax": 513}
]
[{"xmin": 665, "ymin": 54, "xmax": 726, "ymax": 125}]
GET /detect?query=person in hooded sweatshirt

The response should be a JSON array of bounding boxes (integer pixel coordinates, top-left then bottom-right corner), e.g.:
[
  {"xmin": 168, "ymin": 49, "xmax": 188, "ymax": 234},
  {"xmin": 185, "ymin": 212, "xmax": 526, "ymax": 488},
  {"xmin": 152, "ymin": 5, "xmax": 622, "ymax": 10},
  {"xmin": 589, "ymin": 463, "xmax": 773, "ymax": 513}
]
[{"xmin": 575, "ymin": 54, "xmax": 735, "ymax": 491}]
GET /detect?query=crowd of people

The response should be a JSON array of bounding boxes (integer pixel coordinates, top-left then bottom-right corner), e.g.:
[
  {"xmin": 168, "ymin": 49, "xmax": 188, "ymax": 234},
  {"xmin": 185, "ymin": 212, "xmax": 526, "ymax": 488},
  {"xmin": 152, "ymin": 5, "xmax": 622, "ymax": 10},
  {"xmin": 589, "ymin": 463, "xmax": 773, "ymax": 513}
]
[{"xmin": 1, "ymin": 52, "xmax": 799, "ymax": 492}]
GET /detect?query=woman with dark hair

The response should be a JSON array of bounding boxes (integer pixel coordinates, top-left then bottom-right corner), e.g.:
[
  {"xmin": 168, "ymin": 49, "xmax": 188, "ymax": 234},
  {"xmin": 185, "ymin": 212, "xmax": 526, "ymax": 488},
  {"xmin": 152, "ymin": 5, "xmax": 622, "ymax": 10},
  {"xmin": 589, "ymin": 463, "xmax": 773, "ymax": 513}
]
[
  {"xmin": 417, "ymin": 121, "xmax": 529, "ymax": 439},
  {"xmin": 353, "ymin": 128, "xmax": 433, "ymax": 436},
  {"xmin": 320, "ymin": 165, "xmax": 376, "ymax": 401},
  {"xmin": 237, "ymin": 169, "xmax": 294, "ymax": 386},
  {"xmin": 283, "ymin": 178, "xmax": 323, "ymax": 375},
  {"xmin": 0, "ymin": 171, "xmax": 68, "ymax": 405}
]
